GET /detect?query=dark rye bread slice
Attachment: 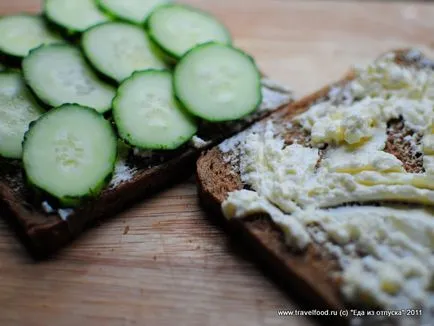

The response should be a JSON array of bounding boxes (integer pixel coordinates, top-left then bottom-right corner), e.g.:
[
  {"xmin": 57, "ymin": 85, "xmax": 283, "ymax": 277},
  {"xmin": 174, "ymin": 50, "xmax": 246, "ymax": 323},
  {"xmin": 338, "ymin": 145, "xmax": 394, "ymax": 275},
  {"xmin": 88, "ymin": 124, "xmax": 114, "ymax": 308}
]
[
  {"xmin": 196, "ymin": 49, "xmax": 431, "ymax": 325},
  {"xmin": 0, "ymin": 81, "xmax": 293, "ymax": 257}
]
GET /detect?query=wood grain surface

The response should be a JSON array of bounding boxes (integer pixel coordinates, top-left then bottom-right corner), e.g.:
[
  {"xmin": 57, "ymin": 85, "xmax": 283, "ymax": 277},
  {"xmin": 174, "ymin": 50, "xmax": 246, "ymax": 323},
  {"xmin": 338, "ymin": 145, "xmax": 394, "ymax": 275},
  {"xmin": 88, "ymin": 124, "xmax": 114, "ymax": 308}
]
[{"xmin": 1, "ymin": 1, "xmax": 434, "ymax": 326}]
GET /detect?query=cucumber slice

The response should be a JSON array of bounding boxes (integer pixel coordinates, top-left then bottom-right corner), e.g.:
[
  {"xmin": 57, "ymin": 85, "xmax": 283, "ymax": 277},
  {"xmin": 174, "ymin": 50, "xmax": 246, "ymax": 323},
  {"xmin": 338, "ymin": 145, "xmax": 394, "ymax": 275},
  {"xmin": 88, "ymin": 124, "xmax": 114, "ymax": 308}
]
[
  {"xmin": 97, "ymin": 0, "xmax": 171, "ymax": 24},
  {"xmin": 22, "ymin": 104, "xmax": 117, "ymax": 207},
  {"xmin": 174, "ymin": 43, "xmax": 262, "ymax": 122},
  {"xmin": 0, "ymin": 72, "xmax": 45, "ymax": 159},
  {"xmin": 22, "ymin": 44, "xmax": 116, "ymax": 113},
  {"xmin": 113, "ymin": 70, "xmax": 197, "ymax": 150},
  {"xmin": 148, "ymin": 4, "xmax": 231, "ymax": 59},
  {"xmin": 0, "ymin": 15, "xmax": 62, "ymax": 58},
  {"xmin": 82, "ymin": 22, "xmax": 166, "ymax": 83},
  {"xmin": 45, "ymin": 0, "xmax": 110, "ymax": 33}
]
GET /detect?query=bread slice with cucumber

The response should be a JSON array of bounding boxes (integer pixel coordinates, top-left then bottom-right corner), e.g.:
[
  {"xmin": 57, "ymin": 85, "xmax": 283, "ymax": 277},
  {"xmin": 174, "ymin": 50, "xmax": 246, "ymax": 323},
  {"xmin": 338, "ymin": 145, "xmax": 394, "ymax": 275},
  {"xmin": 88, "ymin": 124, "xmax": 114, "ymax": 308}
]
[
  {"xmin": 197, "ymin": 49, "xmax": 434, "ymax": 326},
  {"xmin": 0, "ymin": 3, "xmax": 294, "ymax": 256},
  {"xmin": 0, "ymin": 74, "xmax": 292, "ymax": 256}
]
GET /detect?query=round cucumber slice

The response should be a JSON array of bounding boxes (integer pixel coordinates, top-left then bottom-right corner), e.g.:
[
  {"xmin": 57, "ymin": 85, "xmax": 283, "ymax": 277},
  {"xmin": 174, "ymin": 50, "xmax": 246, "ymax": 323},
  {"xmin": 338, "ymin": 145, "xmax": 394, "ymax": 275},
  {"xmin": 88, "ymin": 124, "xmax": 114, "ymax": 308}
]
[
  {"xmin": 113, "ymin": 70, "xmax": 197, "ymax": 150},
  {"xmin": 148, "ymin": 4, "xmax": 231, "ymax": 59},
  {"xmin": 22, "ymin": 44, "xmax": 116, "ymax": 113},
  {"xmin": 174, "ymin": 43, "xmax": 262, "ymax": 122},
  {"xmin": 82, "ymin": 22, "xmax": 166, "ymax": 83},
  {"xmin": 0, "ymin": 15, "xmax": 62, "ymax": 58},
  {"xmin": 0, "ymin": 72, "xmax": 45, "ymax": 159},
  {"xmin": 23, "ymin": 104, "xmax": 117, "ymax": 207},
  {"xmin": 45, "ymin": 0, "xmax": 110, "ymax": 33},
  {"xmin": 97, "ymin": 0, "xmax": 171, "ymax": 24}
]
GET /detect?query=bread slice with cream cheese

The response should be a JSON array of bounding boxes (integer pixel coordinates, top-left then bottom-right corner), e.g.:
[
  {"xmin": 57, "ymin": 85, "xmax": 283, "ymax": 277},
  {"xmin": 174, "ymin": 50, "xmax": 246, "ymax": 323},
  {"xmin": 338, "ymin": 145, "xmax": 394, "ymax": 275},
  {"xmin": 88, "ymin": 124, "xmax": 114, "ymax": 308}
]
[{"xmin": 197, "ymin": 49, "xmax": 434, "ymax": 326}]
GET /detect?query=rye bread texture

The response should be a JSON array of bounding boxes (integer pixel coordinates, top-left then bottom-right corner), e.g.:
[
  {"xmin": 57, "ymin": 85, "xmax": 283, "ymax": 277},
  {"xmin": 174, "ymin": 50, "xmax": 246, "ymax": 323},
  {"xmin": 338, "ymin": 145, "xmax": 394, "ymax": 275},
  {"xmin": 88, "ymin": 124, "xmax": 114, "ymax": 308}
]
[
  {"xmin": 196, "ymin": 49, "xmax": 432, "ymax": 325},
  {"xmin": 0, "ymin": 80, "xmax": 293, "ymax": 257}
]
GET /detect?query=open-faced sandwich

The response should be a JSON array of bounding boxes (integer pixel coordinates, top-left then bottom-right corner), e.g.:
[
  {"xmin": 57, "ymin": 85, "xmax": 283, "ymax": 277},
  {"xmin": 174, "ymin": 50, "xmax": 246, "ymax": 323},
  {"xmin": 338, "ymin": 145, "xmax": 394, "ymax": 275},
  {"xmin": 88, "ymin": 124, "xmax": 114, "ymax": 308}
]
[
  {"xmin": 198, "ymin": 49, "xmax": 434, "ymax": 326},
  {"xmin": 0, "ymin": 0, "xmax": 293, "ymax": 256}
]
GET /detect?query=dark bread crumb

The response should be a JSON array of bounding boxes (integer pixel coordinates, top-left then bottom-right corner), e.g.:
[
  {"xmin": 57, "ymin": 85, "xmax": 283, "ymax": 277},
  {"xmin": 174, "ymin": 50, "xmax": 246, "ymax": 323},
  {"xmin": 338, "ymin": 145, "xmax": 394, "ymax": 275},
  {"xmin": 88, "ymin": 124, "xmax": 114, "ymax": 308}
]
[
  {"xmin": 385, "ymin": 120, "xmax": 424, "ymax": 173},
  {"xmin": 123, "ymin": 225, "xmax": 130, "ymax": 235},
  {"xmin": 284, "ymin": 123, "xmax": 311, "ymax": 146}
]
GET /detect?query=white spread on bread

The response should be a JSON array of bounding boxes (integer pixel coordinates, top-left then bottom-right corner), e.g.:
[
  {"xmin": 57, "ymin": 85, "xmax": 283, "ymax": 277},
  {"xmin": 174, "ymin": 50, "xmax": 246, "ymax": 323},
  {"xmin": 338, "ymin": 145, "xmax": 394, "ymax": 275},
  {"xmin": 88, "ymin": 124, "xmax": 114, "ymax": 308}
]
[
  {"xmin": 58, "ymin": 208, "xmax": 74, "ymax": 221},
  {"xmin": 41, "ymin": 201, "xmax": 56, "ymax": 214},
  {"xmin": 190, "ymin": 135, "xmax": 211, "ymax": 149},
  {"xmin": 41, "ymin": 201, "xmax": 74, "ymax": 221},
  {"xmin": 110, "ymin": 157, "xmax": 135, "ymax": 188},
  {"xmin": 221, "ymin": 50, "xmax": 434, "ymax": 318},
  {"xmin": 110, "ymin": 142, "xmax": 136, "ymax": 188},
  {"xmin": 259, "ymin": 78, "xmax": 293, "ymax": 112}
]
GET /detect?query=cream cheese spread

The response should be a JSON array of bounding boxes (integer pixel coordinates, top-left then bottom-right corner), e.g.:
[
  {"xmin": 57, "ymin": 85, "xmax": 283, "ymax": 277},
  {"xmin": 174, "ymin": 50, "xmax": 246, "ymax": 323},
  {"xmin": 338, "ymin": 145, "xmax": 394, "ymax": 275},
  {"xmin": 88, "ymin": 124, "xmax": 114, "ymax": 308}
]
[
  {"xmin": 258, "ymin": 78, "xmax": 293, "ymax": 113},
  {"xmin": 190, "ymin": 135, "xmax": 211, "ymax": 149},
  {"xmin": 221, "ymin": 50, "xmax": 434, "ymax": 319}
]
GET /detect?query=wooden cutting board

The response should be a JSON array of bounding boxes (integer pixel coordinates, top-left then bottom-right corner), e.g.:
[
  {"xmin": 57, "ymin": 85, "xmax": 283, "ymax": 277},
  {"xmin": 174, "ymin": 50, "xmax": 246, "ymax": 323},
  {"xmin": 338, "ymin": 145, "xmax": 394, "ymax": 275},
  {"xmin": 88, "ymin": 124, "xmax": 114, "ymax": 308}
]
[{"xmin": 1, "ymin": 1, "xmax": 433, "ymax": 325}]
